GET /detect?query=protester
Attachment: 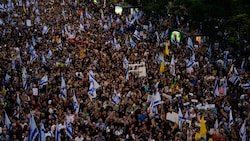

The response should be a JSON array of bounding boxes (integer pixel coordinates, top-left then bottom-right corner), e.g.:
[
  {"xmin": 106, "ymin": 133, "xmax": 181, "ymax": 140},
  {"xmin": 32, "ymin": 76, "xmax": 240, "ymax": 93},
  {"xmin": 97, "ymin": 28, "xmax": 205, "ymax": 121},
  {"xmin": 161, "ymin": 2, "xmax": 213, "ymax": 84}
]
[{"xmin": 0, "ymin": 0, "xmax": 249, "ymax": 141}]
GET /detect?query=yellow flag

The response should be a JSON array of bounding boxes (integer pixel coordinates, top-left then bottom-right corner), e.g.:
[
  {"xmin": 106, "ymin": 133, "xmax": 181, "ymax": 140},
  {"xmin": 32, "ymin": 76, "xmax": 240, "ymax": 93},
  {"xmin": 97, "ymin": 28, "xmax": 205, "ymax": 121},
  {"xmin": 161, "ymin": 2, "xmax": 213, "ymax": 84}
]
[
  {"xmin": 79, "ymin": 49, "xmax": 84, "ymax": 59},
  {"xmin": 199, "ymin": 116, "xmax": 207, "ymax": 137},
  {"xmin": 23, "ymin": 6, "xmax": 26, "ymax": 14},
  {"xmin": 160, "ymin": 62, "xmax": 165, "ymax": 73},
  {"xmin": 165, "ymin": 41, "xmax": 169, "ymax": 56},
  {"xmin": 195, "ymin": 133, "xmax": 201, "ymax": 139},
  {"xmin": 228, "ymin": 64, "xmax": 234, "ymax": 76},
  {"xmin": 1, "ymin": 86, "xmax": 6, "ymax": 96}
]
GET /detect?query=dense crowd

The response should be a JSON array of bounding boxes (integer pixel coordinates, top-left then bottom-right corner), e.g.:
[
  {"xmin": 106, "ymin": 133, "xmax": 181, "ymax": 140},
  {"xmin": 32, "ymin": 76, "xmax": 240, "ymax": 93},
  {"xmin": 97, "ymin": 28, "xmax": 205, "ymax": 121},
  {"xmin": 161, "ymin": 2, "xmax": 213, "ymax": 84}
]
[{"xmin": 0, "ymin": 0, "xmax": 249, "ymax": 141}]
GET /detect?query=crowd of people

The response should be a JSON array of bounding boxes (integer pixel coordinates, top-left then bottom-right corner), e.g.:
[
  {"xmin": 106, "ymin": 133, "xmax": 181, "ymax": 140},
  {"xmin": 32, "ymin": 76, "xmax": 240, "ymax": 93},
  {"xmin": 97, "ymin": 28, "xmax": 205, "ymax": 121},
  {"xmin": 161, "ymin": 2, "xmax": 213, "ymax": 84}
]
[{"xmin": 0, "ymin": 0, "xmax": 249, "ymax": 141}]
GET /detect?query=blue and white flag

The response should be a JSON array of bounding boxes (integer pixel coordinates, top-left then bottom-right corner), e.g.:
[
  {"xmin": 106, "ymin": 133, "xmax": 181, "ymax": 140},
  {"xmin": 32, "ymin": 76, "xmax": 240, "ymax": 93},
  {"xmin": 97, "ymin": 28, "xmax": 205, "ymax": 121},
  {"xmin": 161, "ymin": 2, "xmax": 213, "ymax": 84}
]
[
  {"xmin": 58, "ymin": 43, "xmax": 63, "ymax": 51},
  {"xmin": 223, "ymin": 76, "xmax": 227, "ymax": 96},
  {"xmin": 0, "ymin": 4, "xmax": 5, "ymax": 12},
  {"xmin": 112, "ymin": 88, "xmax": 120, "ymax": 105},
  {"xmin": 229, "ymin": 67, "xmax": 240, "ymax": 85},
  {"xmin": 214, "ymin": 118, "xmax": 219, "ymax": 132},
  {"xmin": 170, "ymin": 55, "xmax": 176, "ymax": 76},
  {"xmin": 39, "ymin": 74, "xmax": 48, "ymax": 89},
  {"xmin": 39, "ymin": 122, "xmax": 46, "ymax": 141},
  {"xmin": 42, "ymin": 54, "xmax": 48, "ymax": 66},
  {"xmin": 123, "ymin": 57, "xmax": 129, "ymax": 69},
  {"xmin": 47, "ymin": 49, "xmax": 53, "ymax": 59},
  {"xmin": 184, "ymin": 109, "xmax": 190, "ymax": 120},
  {"xmin": 5, "ymin": 72, "xmax": 11, "ymax": 82},
  {"xmin": 65, "ymin": 55, "xmax": 71, "ymax": 66},
  {"xmin": 32, "ymin": 36, "xmax": 37, "ymax": 46},
  {"xmin": 187, "ymin": 37, "xmax": 194, "ymax": 51},
  {"xmin": 16, "ymin": 51, "xmax": 22, "ymax": 64},
  {"xmin": 61, "ymin": 77, "xmax": 67, "ymax": 100},
  {"xmin": 11, "ymin": 58, "xmax": 16, "ymax": 70},
  {"xmin": 152, "ymin": 90, "xmax": 164, "ymax": 107},
  {"xmin": 66, "ymin": 114, "xmax": 73, "ymax": 139},
  {"xmin": 4, "ymin": 112, "xmax": 12, "ymax": 131},
  {"xmin": 241, "ymin": 82, "xmax": 250, "ymax": 89},
  {"xmin": 22, "ymin": 67, "xmax": 28, "ymax": 90},
  {"xmin": 130, "ymin": 37, "xmax": 136, "ymax": 48},
  {"xmin": 42, "ymin": 25, "xmax": 49, "ymax": 35},
  {"xmin": 29, "ymin": 112, "xmax": 38, "ymax": 141},
  {"xmin": 207, "ymin": 45, "xmax": 212, "ymax": 58},
  {"xmin": 88, "ymin": 70, "xmax": 100, "ymax": 98},
  {"xmin": 155, "ymin": 53, "xmax": 163, "ymax": 65},
  {"xmin": 178, "ymin": 107, "xmax": 185, "ymax": 130},
  {"xmin": 133, "ymin": 30, "xmax": 141, "ymax": 41},
  {"xmin": 30, "ymin": 45, "xmax": 38, "ymax": 63},
  {"xmin": 73, "ymin": 92, "xmax": 79, "ymax": 114},
  {"xmin": 214, "ymin": 79, "xmax": 219, "ymax": 97},
  {"xmin": 240, "ymin": 120, "xmax": 246, "ymax": 141},
  {"xmin": 241, "ymin": 58, "xmax": 245, "ymax": 73},
  {"xmin": 16, "ymin": 94, "xmax": 21, "ymax": 111},
  {"xmin": 85, "ymin": 8, "xmax": 91, "ymax": 19},
  {"xmin": 187, "ymin": 54, "xmax": 195, "ymax": 69},
  {"xmin": 125, "ymin": 69, "xmax": 129, "ymax": 80},
  {"xmin": 229, "ymin": 109, "xmax": 234, "ymax": 128},
  {"xmin": 55, "ymin": 122, "xmax": 61, "ymax": 141}
]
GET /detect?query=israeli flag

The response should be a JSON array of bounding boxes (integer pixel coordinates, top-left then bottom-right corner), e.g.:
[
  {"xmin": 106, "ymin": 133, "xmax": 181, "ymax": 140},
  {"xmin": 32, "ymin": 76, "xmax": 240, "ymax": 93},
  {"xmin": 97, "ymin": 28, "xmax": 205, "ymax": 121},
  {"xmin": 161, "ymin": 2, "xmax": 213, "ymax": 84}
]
[
  {"xmin": 39, "ymin": 74, "xmax": 48, "ymax": 89},
  {"xmin": 65, "ymin": 55, "xmax": 71, "ymax": 66},
  {"xmin": 187, "ymin": 37, "xmax": 194, "ymax": 51},
  {"xmin": 85, "ymin": 8, "xmax": 91, "ymax": 19},
  {"xmin": 32, "ymin": 35, "xmax": 37, "ymax": 46},
  {"xmin": 214, "ymin": 79, "xmax": 219, "ymax": 97},
  {"xmin": 88, "ymin": 70, "xmax": 100, "ymax": 98},
  {"xmin": 73, "ymin": 92, "xmax": 79, "ymax": 114},
  {"xmin": 5, "ymin": 72, "xmax": 11, "ymax": 82},
  {"xmin": 61, "ymin": 77, "xmax": 67, "ymax": 100},
  {"xmin": 58, "ymin": 43, "xmax": 63, "ymax": 51},
  {"xmin": 16, "ymin": 94, "xmax": 21, "ymax": 110},
  {"xmin": 214, "ymin": 118, "xmax": 219, "ymax": 131},
  {"xmin": 133, "ymin": 30, "xmax": 141, "ymax": 41},
  {"xmin": 42, "ymin": 25, "xmax": 49, "ymax": 35},
  {"xmin": 42, "ymin": 54, "xmax": 48, "ymax": 66},
  {"xmin": 240, "ymin": 120, "xmax": 246, "ymax": 141},
  {"xmin": 123, "ymin": 56, "xmax": 129, "ymax": 69},
  {"xmin": 88, "ymin": 81, "xmax": 96, "ymax": 98},
  {"xmin": 66, "ymin": 114, "xmax": 73, "ymax": 139},
  {"xmin": 16, "ymin": 51, "xmax": 22, "ymax": 64},
  {"xmin": 229, "ymin": 67, "xmax": 240, "ymax": 85},
  {"xmin": 29, "ymin": 112, "xmax": 38, "ymax": 141},
  {"xmin": 47, "ymin": 49, "xmax": 53, "ymax": 59},
  {"xmin": 184, "ymin": 109, "xmax": 190, "ymax": 120},
  {"xmin": 187, "ymin": 53, "xmax": 195, "ymax": 69},
  {"xmin": 55, "ymin": 122, "xmax": 61, "ymax": 141},
  {"xmin": 152, "ymin": 90, "xmax": 164, "ymax": 107},
  {"xmin": 39, "ymin": 122, "xmax": 46, "ymax": 141},
  {"xmin": 22, "ymin": 67, "xmax": 28, "ymax": 90},
  {"xmin": 11, "ymin": 58, "xmax": 16, "ymax": 70},
  {"xmin": 130, "ymin": 37, "xmax": 136, "ymax": 48},
  {"xmin": 170, "ymin": 56, "xmax": 176, "ymax": 76},
  {"xmin": 112, "ymin": 88, "xmax": 120, "ymax": 105},
  {"xmin": 30, "ymin": 45, "xmax": 38, "ymax": 63},
  {"xmin": 223, "ymin": 76, "xmax": 227, "ymax": 96},
  {"xmin": 155, "ymin": 53, "xmax": 163, "ymax": 65},
  {"xmin": 178, "ymin": 107, "xmax": 185, "ymax": 130},
  {"xmin": 0, "ymin": 4, "xmax": 6, "ymax": 12},
  {"xmin": 125, "ymin": 69, "xmax": 129, "ymax": 80},
  {"xmin": 241, "ymin": 82, "xmax": 250, "ymax": 89},
  {"xmin": 207, "ymin": 45, "xmax": 212, "ymax": 58},
  {"xmin": 4, "ymin": 112, "xmax": 12, "ymax": 131},
  {"xmin": 229, "ymin": 109, "xmax": 234, "ymax": 128},
  {"xmin": 241, "ymin": 58, "xmax": 245, "ymax": 73}
]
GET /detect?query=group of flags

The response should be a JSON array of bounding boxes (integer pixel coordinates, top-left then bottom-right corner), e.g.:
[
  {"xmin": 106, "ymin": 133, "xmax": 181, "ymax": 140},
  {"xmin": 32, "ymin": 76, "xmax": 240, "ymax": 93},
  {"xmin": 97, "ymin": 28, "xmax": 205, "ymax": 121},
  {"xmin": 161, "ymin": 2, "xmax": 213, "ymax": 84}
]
[{"xmin": 3, "ymin": 111, "xmax": 73, "ymax": 141}]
